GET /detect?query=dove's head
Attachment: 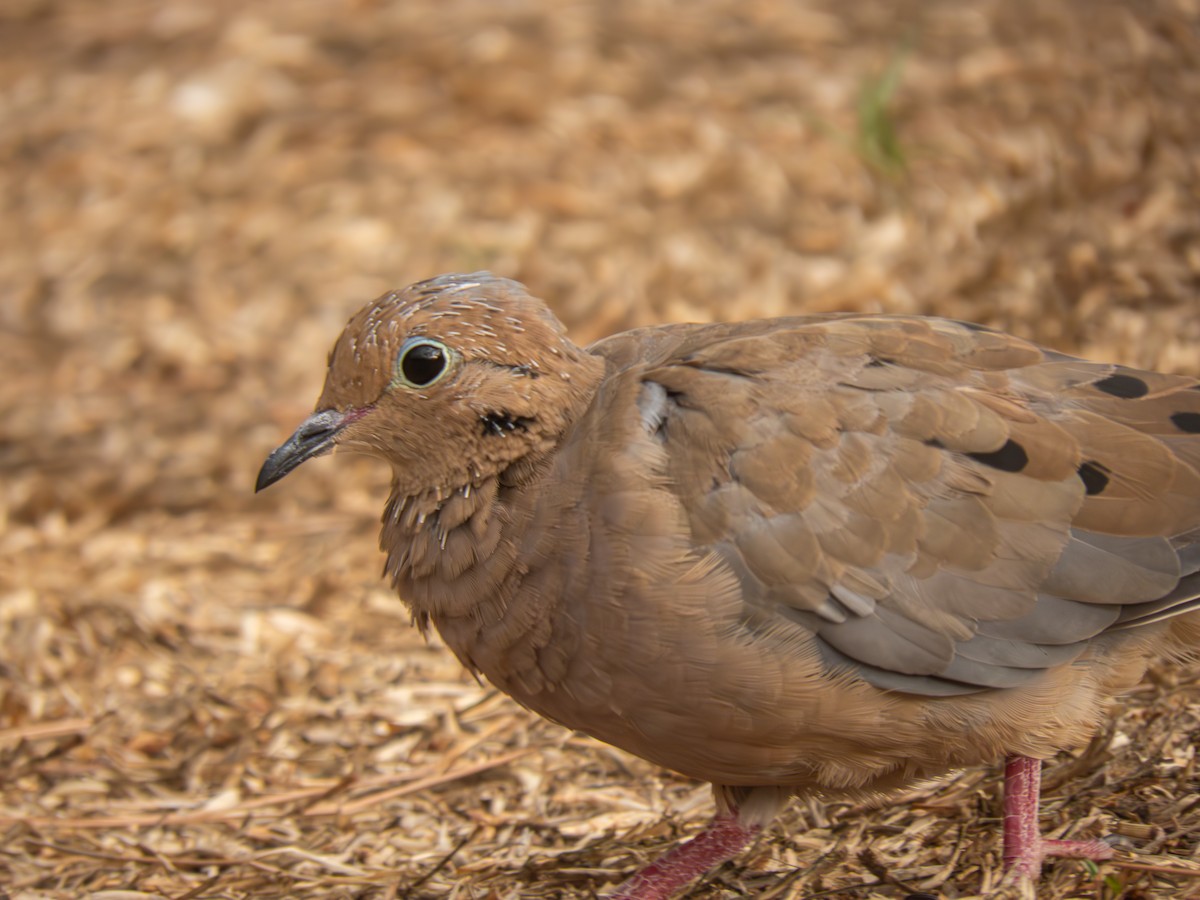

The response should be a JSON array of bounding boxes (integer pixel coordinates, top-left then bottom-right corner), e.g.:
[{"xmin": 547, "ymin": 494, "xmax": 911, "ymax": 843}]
[{"xmin": 256, "ymin": 273, "xmax": 604, "ymax": 498}]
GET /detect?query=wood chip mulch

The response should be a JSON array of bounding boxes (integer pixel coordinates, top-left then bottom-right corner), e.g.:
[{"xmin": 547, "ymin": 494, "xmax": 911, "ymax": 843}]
[{"xmin": 2, "ymin": 1, "xmax": 1199, "ymax": 897}]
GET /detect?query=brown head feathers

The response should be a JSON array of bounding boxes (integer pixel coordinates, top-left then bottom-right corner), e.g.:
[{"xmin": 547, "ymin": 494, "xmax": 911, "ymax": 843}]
[{"xmin": 312, "ymin": 272, "xmax": 604, "ymax": 498}]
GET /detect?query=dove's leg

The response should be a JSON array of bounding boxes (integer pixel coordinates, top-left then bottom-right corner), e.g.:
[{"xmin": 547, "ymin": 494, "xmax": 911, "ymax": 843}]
[
  {"xmin": 1003, "ymin": 755, "xmax": 1114, "ymax": 880},
  {"xmin": 608, "ymin": 812, "xmax": 760, "ymax": 900}
]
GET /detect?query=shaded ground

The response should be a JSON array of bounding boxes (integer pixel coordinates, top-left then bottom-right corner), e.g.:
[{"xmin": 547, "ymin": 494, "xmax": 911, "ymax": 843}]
[{"xmin": 2, "ymin": 1, "xmax": 1200, "ymax": 897}]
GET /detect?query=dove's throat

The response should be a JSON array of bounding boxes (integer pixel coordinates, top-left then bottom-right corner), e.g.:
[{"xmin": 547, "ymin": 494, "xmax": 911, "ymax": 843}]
[{"xmin": 377, "ymin": 447, "xmax": 589, "ymax": 689}]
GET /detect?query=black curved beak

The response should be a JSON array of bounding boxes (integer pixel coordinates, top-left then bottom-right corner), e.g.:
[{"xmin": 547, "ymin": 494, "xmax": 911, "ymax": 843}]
[{"xmin": 255, "ymin": 409, "xmax": 350, "ymax": 492}]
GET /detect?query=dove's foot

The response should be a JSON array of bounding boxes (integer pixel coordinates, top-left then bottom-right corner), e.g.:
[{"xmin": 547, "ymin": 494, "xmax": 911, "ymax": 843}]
[
  {"xmin": 608, "ymin": 813, "xmax": 760, "ymax": 900},
  {"xmin": 1003, "ymin": 755, "xmax": 1114, "ymax": 881}
]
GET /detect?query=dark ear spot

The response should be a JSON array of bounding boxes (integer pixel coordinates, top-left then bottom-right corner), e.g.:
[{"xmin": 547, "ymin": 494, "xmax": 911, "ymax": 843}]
[
  {"xmin": 481, "ymin": 411, "xmax": 533, "ymax": 436},
  {"xmin": 1170, "ymin": 411, "xmax": 1200, "ymax": 434},
  {"xmin": 1077, "ymin": 460, "xmax": 1111, "ymax": 495},
  {"xmin": 1093, "ymin": 373, "xmax": 1149, "ymax": 399},
  {"xmin": 967, "ymin": 439, "xmax": 1029, "ymax": 472}
]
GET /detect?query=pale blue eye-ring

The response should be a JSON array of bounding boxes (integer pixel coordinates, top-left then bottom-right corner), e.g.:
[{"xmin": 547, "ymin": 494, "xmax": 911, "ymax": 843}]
[{"xmin": 394, "ymin": 337, "xmax": 457, "ymax": 388}]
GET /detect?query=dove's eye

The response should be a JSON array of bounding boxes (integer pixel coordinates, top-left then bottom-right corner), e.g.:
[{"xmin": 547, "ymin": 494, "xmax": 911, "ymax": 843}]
[{"xmin": 395, "ymin": 338, "xmax": 455, "ymax": 388}]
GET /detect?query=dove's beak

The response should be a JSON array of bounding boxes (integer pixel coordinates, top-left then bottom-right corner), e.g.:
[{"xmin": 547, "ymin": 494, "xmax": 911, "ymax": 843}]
[{"xmin": 256, "ymin": 408, "xmax": 358, "ymax": 492}]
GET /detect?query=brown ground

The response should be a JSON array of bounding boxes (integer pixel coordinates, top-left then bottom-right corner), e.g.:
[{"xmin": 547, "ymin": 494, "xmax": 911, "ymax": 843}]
[{"xmin": 2, "ymin": 1, "xmax": 1200, "ymax": 898}]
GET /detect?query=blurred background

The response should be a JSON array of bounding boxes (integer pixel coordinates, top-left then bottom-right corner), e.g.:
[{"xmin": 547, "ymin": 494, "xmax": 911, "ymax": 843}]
[{"xmin": 2, "ymin": 1, "xmax": 1199, "ymax": 897}]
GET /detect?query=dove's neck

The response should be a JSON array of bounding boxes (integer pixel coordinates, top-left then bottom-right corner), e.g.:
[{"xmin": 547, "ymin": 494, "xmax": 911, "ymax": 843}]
[
  {"xmin": 378, "ymin": 449, "xmax": 578, "ymax": 681},
  {"xmin": 378, "ymin": 356, "xmax": 606, "ymax": 682}
]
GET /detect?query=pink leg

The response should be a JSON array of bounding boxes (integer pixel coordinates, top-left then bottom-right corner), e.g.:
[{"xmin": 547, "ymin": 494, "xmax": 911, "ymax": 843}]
[
  {"xmin": 1003, "ymin": 755, "xmax": 1114, "ymax": 880},
  {"xmin": 609, "ymin": 812, "xmax": 760, "ymax": 900}
]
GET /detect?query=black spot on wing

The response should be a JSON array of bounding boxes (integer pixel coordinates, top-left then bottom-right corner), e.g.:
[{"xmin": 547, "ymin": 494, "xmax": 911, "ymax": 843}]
[
  {"xmin": 1093, "ymin": 372, "xmax": 1149, "ymax": 399},
  {"xmin": 967, "ymin": 439, "xmax": 1029, "ymax": 473},
  {"xmin": 1171, "ymin": 411, "xmax": 1200, "ymax": 434},
  {"xmin": 1078, "ymin": 460, "xmax": 1111, "ymax": 495}
]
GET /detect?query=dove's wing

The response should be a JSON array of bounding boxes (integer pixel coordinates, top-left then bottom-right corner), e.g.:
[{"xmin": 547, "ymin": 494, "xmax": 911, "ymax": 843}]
[{"xmin": 592, "ymin": 315, "xmax": 1200, "ymax": 697}]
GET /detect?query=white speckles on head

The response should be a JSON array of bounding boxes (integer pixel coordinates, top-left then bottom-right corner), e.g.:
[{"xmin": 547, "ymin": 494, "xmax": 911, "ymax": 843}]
[
  {"xmin": 320, "ymin": 271, "xmax": 604, "ymax": 417},
  {"xmin": 441, "ymin": 280, "xmax": 481, "ymax": 294}
]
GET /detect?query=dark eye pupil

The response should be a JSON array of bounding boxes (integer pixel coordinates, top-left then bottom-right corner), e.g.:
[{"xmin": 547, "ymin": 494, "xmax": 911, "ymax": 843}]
[{"xmin": 401, "ymin": 343, "xmax": 446, "ymax": 386}]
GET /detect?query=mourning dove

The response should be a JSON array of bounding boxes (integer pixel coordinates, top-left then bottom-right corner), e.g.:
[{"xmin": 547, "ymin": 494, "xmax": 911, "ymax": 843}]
[{"xmin": 258, "ymin": 272, "xmax": 1200, "ymax": 898}]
